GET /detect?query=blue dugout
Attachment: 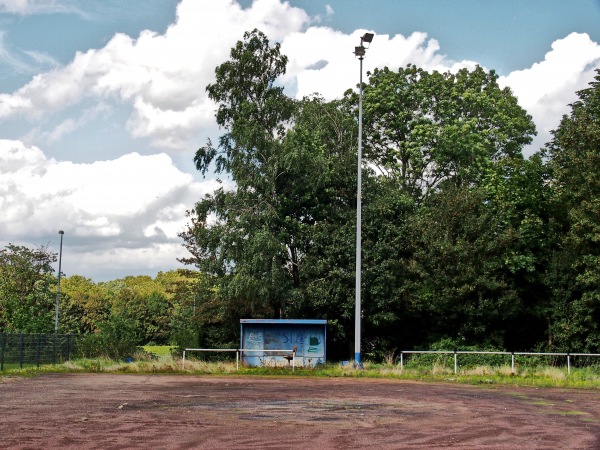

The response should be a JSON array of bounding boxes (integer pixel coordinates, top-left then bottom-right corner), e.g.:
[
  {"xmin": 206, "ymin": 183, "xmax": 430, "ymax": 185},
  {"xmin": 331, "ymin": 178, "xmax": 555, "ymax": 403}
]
[{"xmin": 240, "ymin": 319, "xmax": 327, "ymax": 368}]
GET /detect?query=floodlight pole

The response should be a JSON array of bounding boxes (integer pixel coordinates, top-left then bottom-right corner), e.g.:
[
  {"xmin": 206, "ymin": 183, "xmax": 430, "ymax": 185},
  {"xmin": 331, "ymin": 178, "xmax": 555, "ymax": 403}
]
[
  {"xmin": 353, "ymin": 33, "xmax": 373, "ymax": 366},
  {"xmin": 54, "ymin": 230, "xmax": 64, "ymax": 334}
]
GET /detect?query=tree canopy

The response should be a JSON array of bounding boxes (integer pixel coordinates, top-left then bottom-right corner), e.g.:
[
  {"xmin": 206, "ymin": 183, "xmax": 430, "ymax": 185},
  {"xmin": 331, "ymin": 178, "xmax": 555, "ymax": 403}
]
[
  {"xmin": 544, "ymin": 69, "xmax": 600, "ymax": 352},
  {"xmin": 357, "ymin": 65, "xmax": 536, "ymax": 199},
  {"xmin": 179, "ymin": 29, "xmax": 558, "ymax": 358}
]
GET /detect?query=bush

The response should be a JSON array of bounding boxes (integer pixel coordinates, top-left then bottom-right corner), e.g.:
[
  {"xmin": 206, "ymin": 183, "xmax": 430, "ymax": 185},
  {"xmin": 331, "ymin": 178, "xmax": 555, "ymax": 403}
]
[
  {"xmin": 77, "ymin": 315, "xmax": 141, "ymax": 360},
  {"xmin": 404, "ymin": 338, "xmax": 509, "ymax": 369}
]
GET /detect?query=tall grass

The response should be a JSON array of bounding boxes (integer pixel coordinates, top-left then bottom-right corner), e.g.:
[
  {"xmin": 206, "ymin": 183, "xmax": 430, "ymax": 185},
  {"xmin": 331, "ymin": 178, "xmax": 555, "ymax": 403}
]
[{"xmin": 3, "ymin": 355, "xmax": 600, "ymax": 389}]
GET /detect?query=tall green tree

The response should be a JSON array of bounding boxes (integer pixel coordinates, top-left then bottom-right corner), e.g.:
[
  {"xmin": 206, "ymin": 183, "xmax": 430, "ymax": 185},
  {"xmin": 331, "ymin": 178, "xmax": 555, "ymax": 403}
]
[
  {"xmin": 180, "ymin": 30, "xmax": 364, "ymax": 354},
  {"xmin": 358, "ymin": 65, "xmax": 536, "ymax": 200},
  {"xmin": 545, "ymin": 69, "xmax": 600, "ymax": 352},
  {"xmin": 0, "ymin": 244, "xmax": 57, "ymax": 332},
  {"xmin": 182, "ymin": 29, "xmax": 294, "ymax": 320},
  {"xmin": 405, "ymin": 155, "xmax": 550, "ymax": 350},
  {"xmin": 59, "ymin": 275, "xmax": 109, "ymax": 334},
  {"xmin": 343, "ymin": 65, "xmax": 539, "ymax": 353},
  {"xmin": 181, "ymin": 30, "xmax": 548, "ymax": 359}
]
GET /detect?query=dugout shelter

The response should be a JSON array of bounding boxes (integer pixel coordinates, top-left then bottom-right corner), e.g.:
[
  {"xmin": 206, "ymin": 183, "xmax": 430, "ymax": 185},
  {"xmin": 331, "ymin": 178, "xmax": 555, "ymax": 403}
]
[{"xmin": 240, "ymin": 319, "xmax": 327, "ymax": 368}]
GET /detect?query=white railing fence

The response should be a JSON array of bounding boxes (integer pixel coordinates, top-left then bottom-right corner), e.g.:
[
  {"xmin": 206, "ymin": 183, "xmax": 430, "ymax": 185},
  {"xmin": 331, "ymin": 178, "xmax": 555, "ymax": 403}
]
[
  {"xmin": 182, "ymin": 348, "xmax": 297, "ymax": 371},
  {"xmin": 399, "ymin": 350, "xmax": 600, "ymax": 374}
]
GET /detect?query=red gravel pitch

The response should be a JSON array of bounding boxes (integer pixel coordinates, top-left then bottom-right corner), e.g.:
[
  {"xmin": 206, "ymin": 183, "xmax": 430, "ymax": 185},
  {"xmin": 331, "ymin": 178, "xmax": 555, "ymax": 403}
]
[{"xmin": 1, "ymin": 374, "xmax": 599, "ymax": 449}]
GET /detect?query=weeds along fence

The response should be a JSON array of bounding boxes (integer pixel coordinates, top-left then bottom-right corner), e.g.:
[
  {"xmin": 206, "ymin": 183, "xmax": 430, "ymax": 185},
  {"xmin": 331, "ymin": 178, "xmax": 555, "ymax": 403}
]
[
  {"xmin": 0, "ymin": 333, "xmax": 79, "ymax": 370},
  {"xmin": 399, "ymin": 350, "xmax": 600, "ymax": 374}
]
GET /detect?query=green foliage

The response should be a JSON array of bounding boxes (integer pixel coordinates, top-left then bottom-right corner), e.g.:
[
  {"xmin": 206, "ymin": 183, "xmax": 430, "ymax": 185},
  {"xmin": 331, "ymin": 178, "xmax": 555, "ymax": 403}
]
[
  {"xmin": 59, "ymin": 275, "xmax": 109, "ymax": 334},
  {"xmin": 0, "ymin": 244, "xmax": 57, "ymax": 333},
  {"xmin": 406, "ymin": 175, "xmax": 548, "ymax": 349},
  {"xmin": 544, "ymin": 69, "xmax": 600, "ymax": 352},
  {"xmin": 357, "ymin": 64, "xmax": 536, "ymax": 199},
  {"xmin": 180, "ymin": 30, "xmax": 362, "ymax": 357},
  {"xmin": 183, "ymin": 30, "xmax": 298, "ymax": 322},
  {"xmin": 179, "ymin": 29, "xmax": 559, "ymax": 360},
  {"xmin": 77, "ymin": 315, "xmax": 141, "ymax": 360}
]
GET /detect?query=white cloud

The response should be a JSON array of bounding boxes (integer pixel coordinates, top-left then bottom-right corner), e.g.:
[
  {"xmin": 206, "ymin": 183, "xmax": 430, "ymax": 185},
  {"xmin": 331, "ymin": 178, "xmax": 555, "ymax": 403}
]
[
  {"xmin": 281, "ymin": 28, "xmax": 479, "ymax": 100},
  {"xmin": 0, "ymin": 0, "xmax": 506, "ymax": 156},
  {"xmin": 0, "ymin": 0, "xmax": 598, "ymax": 160},
  {"xmin": 0, "ymin": 139, "xmax": 220, "ymax": 279},
  {"xmin": 0, "ymin": 0, "xmax": 480, "ymax": 153},
  {"xmin": 500, "ymin": 32, "xmax": 600, "ymax": 154},
  {"xmin": 0, "ymin": 0, "xmax": 311, "ymax": 152}
]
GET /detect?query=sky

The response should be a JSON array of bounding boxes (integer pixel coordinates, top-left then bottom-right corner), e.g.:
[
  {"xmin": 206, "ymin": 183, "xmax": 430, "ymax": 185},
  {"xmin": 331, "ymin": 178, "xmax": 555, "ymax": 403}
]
[{"xmin": 1, "ymin": 0, "xmax": 599, "ymax": 281}]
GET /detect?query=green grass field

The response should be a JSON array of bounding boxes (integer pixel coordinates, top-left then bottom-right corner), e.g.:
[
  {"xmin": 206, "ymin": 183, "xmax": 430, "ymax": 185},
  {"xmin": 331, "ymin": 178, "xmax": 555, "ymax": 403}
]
[
  {"xmin": 3, "ymin": 354, "xmax": 600, "ymax": 390},
  {"xmin": 142, "ymin": 345, "xmax": 175, "ymax": 357},
  {"xmin": 3, "ymin": 344, "xmax": 600, "ymax": 389}
]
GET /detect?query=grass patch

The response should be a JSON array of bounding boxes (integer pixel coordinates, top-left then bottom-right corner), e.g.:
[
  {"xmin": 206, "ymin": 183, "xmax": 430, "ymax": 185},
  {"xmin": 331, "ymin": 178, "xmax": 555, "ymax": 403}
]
[
  {"xmin": 142, "ymin": 345, "xmax": 175, "ymax": 358},
  {"xmin": 2, "ymin": 357, "xmax": 600, "ymax": 389}
]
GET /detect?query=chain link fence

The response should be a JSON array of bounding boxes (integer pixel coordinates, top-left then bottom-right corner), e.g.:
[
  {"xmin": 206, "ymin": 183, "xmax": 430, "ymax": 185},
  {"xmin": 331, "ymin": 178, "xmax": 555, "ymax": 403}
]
[{"xmin": 0, "ymin": 333, "xmax": 79, "ymax": 370}]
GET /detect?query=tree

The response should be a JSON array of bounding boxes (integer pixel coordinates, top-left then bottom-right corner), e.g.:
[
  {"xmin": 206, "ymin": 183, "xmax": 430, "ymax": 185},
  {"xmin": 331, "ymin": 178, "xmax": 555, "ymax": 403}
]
[
  {"xmin": 180, "ymin": 30, "xmax": 366, "ymax": 356},
  {"xmin": 181, "ymin": 29, "xmax": 550, "ymax": 359},
  {"xmin": 358, "ymin": 65, "xmax": 536, "ymax": 200},
  {"xmin": 351, "ymin": 64, "xmax": 540, "ymax": 353},
  {"xmin": 102, "ymin": 275, "xmax": 173, "ymax": 344},
  {"xmin": 405, "ymin": 156, "xmax": 550, "ymax": 350},
  {"xmin": 183, "ymin": 29, "xmax": 293, "ymax": 320},
  {"xmin": 59, "ymin": 275, "xmax": 109, "ymax": 334},
  {"xmin": 0, "ymin": 244, "xmax": 57, "ymax": 333},
  {"xmin": 544, "ymin": 69, "xmax": 600, "ymax": 352}
]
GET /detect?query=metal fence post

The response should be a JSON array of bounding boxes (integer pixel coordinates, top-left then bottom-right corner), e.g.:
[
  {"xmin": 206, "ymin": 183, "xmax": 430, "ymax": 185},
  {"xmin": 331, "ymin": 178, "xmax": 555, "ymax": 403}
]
[
  {"xmin": 567, "ymin": 354, "xmax": 571, "ymax": 374},
  {"xmin": 511, "ymin": 352, "xmax": 515, "ymax": 373},
  {"xmin": 400, "ymin": 352, "xmax": 404, "ymax": 370},
  {"xmin": 19, "ymin": 333, "xmax": 24, "ymax": 369},
  {"xmin": 36, "ymin": 334, "xmax": 41, "ymax": 368},
  {"xmin": 454, "ymin": 351, "xmax": 458, "ymax": 374}
]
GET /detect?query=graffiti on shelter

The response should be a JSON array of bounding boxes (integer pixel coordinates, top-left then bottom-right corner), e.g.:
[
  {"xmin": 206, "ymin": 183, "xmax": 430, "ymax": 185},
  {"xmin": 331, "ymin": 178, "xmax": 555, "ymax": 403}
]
[{"xmin": 307, "ymin": 335, "xmax": 321, "ymax": 353}]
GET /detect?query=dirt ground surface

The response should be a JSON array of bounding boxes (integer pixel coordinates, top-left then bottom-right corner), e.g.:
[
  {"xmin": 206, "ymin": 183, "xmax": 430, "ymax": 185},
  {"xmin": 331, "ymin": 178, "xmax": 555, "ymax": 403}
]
[{"xmin": 1, "ymin": 374, "xmax": 600, "ymax": 449}]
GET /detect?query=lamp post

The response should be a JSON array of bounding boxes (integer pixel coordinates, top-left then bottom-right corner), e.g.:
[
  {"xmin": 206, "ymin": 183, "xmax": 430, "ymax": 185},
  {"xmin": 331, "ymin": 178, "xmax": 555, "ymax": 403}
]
[
  {"xmin": 54, "ymin": 230, "xmax": 64, "ymax": 334},
  {"xmin": 353, "ymin": 32, "xmax": 373, "ymax": 366}
]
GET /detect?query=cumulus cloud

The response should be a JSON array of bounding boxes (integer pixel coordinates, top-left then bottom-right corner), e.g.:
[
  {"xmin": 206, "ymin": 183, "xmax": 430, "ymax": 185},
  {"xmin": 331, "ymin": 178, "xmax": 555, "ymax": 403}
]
[
  {"xmin": 1, "ymin": 0, "xmax": 598, "ymax": 159},
  {"xmin": 500, "ymin": 32, "xmax": 600, "ymax": 154},
  {"xmin": 0, "ymin": 0, "xmax": 311, "ymax": 151},
  {"xmin": 0, "ymin": 139, "xmax": 220, "ymax": 279},
  {"xmin": 0, "ymin": 0, "xmax": 506, "ymax": 158},
  {"xmin": 281, "ymin": 28, "xmax": 479, "ymax": 100},
  {"xmin": 0, "ymin": 0, "xmax": 479, "ymax": 153}
]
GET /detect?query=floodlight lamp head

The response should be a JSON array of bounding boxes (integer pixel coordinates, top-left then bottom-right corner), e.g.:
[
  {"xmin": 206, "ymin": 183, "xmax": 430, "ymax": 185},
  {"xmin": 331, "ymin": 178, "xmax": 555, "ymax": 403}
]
[
  {"xmin": 361, "ymin": 33, "xmax": 374, "ymax": 45},
  {"xmin": 354, "ymin": 46, "xmax": 366, "ymax": 58},
  {"xmin": 58, "ymin": 230, "xmax": 64, "ymax": 235}
]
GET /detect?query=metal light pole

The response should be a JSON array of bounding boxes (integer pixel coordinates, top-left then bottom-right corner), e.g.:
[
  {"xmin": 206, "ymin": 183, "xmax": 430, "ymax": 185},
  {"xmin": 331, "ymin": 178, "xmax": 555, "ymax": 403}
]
[
  {"xmin": 54, "ymin": 230, "xmax": 64, "ymax": 333},
  {"xmin": 353, "ymin": 32, "xmax": 373, "ymax": 366}
]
